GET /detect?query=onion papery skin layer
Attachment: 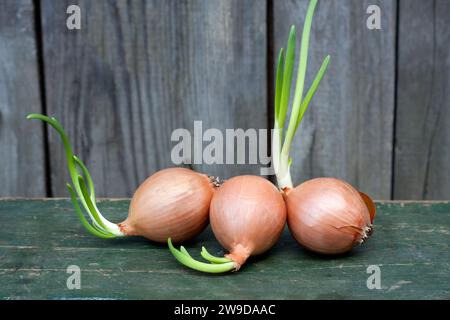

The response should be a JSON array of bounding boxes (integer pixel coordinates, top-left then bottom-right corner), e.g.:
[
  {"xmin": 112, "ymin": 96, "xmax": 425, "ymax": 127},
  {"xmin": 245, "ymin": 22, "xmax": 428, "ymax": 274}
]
[
  {"xmin": 210, "ymin": 175, "xmax": 287, "ymax": 269},
  {"xmin": 285, "ymin": 178, "xmax": 375, "ymax": 255},
  {"xmin": 119, "ymin": 168, "xmax": 215, "ymax": 243}
]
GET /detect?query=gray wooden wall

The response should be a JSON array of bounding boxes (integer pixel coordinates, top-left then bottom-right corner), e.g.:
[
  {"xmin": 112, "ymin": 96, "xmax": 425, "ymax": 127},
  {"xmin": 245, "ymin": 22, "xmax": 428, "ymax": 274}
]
[{"xmin": 0, "ymin": 0, "xmax": 449, "ymax": 200}]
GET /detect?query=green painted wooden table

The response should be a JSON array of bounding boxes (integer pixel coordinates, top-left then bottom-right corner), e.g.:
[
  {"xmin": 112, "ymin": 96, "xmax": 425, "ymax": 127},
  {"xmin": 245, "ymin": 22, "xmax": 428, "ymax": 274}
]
[{"xmin": 0, "ymin": 199, "xmax": 449, "ymax": 300}]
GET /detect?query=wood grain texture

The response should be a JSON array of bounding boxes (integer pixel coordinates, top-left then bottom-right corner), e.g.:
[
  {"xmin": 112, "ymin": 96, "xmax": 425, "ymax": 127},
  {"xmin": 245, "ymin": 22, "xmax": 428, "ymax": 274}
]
[
  {"xmin": 0, "ymin": 199, "xmax": 449, "ymax": 299},
  {"xmin": 0, "ymin": 0, "xmax": 46, "ymax": 196},
  {"xmin": 394, "ymin": 0, "xmax": 450, "ymax": 200},
  {"xmin": 272, "ymin": 0, "xmax": 396, "ymax": 199},
  {"xmin": 40, "ymin": 0, "xmax": 267, "ymax": 197}
]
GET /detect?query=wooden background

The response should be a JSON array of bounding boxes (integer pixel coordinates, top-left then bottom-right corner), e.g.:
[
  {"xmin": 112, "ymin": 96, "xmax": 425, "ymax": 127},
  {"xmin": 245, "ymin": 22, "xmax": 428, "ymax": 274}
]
[{"xmin": 0, "ymin": 0, "xmax": 449, "ymax": 200}]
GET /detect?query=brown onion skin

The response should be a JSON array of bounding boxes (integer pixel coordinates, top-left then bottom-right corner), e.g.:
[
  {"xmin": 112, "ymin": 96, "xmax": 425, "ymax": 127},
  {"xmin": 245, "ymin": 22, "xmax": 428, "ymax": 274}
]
[
  {"xmin": 210, "ymin": 175, "xmax": 286, "ymax": 268},
  {"xmin": 285, "ymin": 178, "xmax": 374, "ymax": 255},
  {"xmin": 119, "ymin": 168, "xmax": 214, "ymax": 243}
]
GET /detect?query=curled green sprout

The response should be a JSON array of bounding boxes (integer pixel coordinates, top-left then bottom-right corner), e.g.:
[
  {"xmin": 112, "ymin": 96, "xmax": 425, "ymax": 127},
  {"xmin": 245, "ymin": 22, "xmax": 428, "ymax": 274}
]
[
  {"xmin": 26, "ymin": 113, "xmax": 125, "ymax": 238},
  {"xmin": 273, "ymin": 0, "xmax": 331, "ymax": 189},
  {"xmin": 168, "ymin": 238, "xmax": 237, "ymax": 273}
]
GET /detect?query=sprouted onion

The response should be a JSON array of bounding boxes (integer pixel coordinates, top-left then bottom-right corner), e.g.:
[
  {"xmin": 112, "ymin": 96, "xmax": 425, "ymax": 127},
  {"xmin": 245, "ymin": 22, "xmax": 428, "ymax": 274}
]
[
  {"xmin": 169, "ymin": 175, "xmax": 286, "ymax": 272},
  {"xmin": 271, "ymin": 0, "xmax": 376, "ymax": 254},
  {"xmin": 27, "ymin": 114, "xmax": 216, "ymax": 243}
]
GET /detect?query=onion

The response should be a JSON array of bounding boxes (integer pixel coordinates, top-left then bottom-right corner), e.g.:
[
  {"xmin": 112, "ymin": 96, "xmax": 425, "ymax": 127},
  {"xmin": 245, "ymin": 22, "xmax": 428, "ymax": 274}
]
[
  {"xmin": 27, "ymin": 114, "xmax": 215, "ymax": 243},
  {"xmin": 210, "ymin": 175, "xmax": 287, "ymax": 267},
  {"xmin": 271, "ymin": 0, "xmax": 376, "ymax": 255},
  {"xmin": 284, "ymin": 178, "xmax": 375, "ymax": 254},
  {"xmin": 120, "ymin": 167, "xmax": 214, "ymax": 242},
  {"xmin": 168, "ymin": 175, "xmax": 286, "ymax": 273}
]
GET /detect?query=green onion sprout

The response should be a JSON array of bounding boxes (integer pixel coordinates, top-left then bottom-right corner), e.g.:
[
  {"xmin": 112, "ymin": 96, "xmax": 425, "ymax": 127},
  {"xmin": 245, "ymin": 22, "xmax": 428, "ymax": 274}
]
[
  {"xmin": 168, "ymin": 238, "xmax": 237, "ymax": 273},
  {"xmin": 273, "ymin": 0, "xmax": 330, "ymax": 189},
  {"xmin": 26, "ymin": 114, "xmax": 125, "ymax": 238}
]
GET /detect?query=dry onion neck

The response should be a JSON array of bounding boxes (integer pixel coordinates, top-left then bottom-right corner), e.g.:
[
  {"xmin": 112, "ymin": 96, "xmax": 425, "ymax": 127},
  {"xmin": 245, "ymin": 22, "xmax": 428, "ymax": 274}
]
[
  {"xmin": 26, "ymin": 114, "xmax": 125, "ymax": 238},
  {"xmin": 168, "ymin": 238, "xmax": 237, "ymax": 273},
  {"xmin": 273, "ymin": 0, "xmax": 330, "ymax": 190}
]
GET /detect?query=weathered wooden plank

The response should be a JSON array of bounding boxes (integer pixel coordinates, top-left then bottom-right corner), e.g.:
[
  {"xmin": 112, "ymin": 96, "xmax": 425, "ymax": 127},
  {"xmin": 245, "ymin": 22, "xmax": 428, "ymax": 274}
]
[
  {"xmin": 0, "ymin": 0, "xmax": 46, "ymax": 196},
  {"xmin": 40, "ymin": 0, "xmax": 267, "ymax": 197},
  {"xmin": 272, "ymin": 0, "xmax": 396, "ymax": 199},
  {"xmin": 394, "ymin": 0, "xmax": 450, "ymax": 200},
  {"xmin": 0, "ymin": 199, "xmax": 449, "ymax": 299}
]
